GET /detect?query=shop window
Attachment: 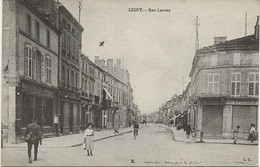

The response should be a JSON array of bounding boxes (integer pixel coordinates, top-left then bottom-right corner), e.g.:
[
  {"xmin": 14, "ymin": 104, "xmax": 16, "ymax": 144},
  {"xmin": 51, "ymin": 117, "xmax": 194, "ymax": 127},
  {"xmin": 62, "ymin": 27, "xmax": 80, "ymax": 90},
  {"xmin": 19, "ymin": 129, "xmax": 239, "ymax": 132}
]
[
  {"xmin": 231, "ymin": 73, "xmax": 241, "ymax": 96},
  {"xmin": 249, "ymin": 73, "xmax": 259, "ymax": 96}
]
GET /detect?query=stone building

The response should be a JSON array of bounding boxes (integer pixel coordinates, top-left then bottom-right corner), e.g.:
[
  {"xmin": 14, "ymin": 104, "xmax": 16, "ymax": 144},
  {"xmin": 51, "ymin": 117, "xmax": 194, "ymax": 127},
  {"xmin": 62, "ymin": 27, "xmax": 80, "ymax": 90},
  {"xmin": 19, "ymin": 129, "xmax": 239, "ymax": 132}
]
[
  {"xmin": 55, "ymin": 3, "xmax": 84, "ymax": 135},
  {"xmin": 189, "ymin": 17, "xmax": 259, "ymax": 139},
  {"xmin": 2, "ymin": 0, "xmax": 60, "ymax": 143}
]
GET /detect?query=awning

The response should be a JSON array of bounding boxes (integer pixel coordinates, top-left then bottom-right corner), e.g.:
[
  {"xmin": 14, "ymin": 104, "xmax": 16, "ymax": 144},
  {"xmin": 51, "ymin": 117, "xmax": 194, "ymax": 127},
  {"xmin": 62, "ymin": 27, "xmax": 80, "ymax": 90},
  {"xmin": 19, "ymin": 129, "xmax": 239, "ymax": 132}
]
[{"xmin": 103, "ymin": 88, "xmax": 112, "ymax": 99}]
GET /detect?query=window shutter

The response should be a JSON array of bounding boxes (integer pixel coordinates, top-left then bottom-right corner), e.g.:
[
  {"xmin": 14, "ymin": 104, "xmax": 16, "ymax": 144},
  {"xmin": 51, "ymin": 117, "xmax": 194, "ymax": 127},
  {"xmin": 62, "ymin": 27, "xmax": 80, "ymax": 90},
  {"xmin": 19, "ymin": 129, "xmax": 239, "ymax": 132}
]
[
  {"xmin": 32, "ymin": 48, "xmax": 36, "ymax": 80},
  {"xmin": 36, "ymin": 51, "xmax": 41, "ymax": 82},
  {"xmin": 24, "ymin": 44, "xmax": 28, "ymax": 76},
  {"xmin": 41, "ymin": 54, "xmax": 45, "ymax": 82}
]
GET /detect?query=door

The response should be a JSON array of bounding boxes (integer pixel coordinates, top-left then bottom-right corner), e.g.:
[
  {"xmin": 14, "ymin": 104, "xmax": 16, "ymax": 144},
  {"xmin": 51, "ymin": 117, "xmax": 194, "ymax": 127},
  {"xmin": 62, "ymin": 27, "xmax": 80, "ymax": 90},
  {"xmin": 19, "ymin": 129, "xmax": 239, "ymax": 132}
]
[
  {"xmin": 60, "ymin": 101, "xmax": 64, "ymax": 133},
  {"xmin": 69, "ymin": 103, "xmax": 73, "ymax": 132},
  {"xmin": 35, "ymin": 97, "xmax": 43, "ymax": 128},
  {"xmin": 232, "ymin": 105, "xmax": 258, "ymax": 132},
  {"xmin": 202, "ymin": 105, "xmax": 223, "ymax": 136}
]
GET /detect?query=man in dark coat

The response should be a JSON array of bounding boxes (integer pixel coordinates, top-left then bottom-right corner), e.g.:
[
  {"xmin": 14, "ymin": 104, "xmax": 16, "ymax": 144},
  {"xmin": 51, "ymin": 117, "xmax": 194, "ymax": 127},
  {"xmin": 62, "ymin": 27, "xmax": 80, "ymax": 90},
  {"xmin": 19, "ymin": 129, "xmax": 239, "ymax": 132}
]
[
  {"xmin": 133, "ymin": 121, "xmax": 140, "ymax": 140},
  {"xmin": 24, "ymin": 117, "xmax": 42, "ymax": 163}
]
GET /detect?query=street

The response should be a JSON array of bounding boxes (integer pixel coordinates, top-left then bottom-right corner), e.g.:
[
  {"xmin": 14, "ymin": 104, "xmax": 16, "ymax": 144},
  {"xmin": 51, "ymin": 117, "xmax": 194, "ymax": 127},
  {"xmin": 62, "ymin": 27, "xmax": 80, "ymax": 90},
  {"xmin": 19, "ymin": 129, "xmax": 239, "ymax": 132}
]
[{"xmin": 2, "ymin": 124, "xmax": 258, "ymax": 166}]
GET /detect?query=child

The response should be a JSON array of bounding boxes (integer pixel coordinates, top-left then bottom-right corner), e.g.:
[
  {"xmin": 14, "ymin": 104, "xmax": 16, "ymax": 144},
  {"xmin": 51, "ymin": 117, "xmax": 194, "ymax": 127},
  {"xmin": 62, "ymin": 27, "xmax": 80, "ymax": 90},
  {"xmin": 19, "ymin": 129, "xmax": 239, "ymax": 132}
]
[
  {"xmin": 84, "ymin": 124, "xmax": 94, "ymax": 156},
  {"xmin": 233, "ymin": 125, "xmax": 240, "ymax": 144}
]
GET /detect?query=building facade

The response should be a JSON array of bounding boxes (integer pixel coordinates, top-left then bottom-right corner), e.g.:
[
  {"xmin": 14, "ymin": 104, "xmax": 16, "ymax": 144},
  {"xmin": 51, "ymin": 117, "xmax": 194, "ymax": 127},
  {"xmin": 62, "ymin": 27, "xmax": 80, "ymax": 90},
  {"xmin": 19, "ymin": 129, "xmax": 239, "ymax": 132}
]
[
  {"xmin": 2, "ymin": 0, "xmax": 60, "ymax": 143},
  {"xmin": 189, "ymin": 18, "xmax": 259, "ymax": 138}
]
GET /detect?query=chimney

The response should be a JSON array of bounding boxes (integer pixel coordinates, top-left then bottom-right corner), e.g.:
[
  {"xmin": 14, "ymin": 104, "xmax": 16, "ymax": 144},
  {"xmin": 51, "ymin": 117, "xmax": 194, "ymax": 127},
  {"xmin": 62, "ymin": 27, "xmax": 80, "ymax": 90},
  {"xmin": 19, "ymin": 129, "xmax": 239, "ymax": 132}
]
[
  {"xmin": 94, "ymin": 56, "xmax": 99, "ymax": 65},
  {"xmin": 214, "ymin": 37, "xmax": 227, "ymax": 45},
  {"xmin": 107, "ymin": 59, "xmax": 113, "ymax": 73},
  {"xmin": 99, "ymin": 59, "xmax": 105, "ymax": 69},
  {"xmin": 117, "ymin": 59, "xmax": 122, "ymax": 68},
  {"xmin": 254, "ymin": 16, "xmax": 259, "ymax": 40}
]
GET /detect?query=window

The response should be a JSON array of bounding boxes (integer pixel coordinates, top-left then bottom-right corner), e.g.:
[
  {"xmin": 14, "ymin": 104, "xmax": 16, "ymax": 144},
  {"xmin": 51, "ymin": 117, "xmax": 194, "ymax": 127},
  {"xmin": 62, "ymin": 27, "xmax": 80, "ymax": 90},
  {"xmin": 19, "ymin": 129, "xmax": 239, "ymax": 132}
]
[
  {"xmin": 35, "ymin": 22, "xmax": 40, "ymax": 41},
  {"xmin": 76, "ymin": 72, "xmax": 78, "ymax": 90},
  {"xmin": 67, "ymin": 24, "xmax": 71, "ymax": 32},
  {"xmin": 62, "ymin": 18, "xmax": 67, "ymax": 28},
  {"xmin": 67, "ymin": 36, "xmax": 70, "ymax": 57},
  {"xmin": 25, "ymin": 45, "xmax": 33, "ymax": 78},
  {"xmin": 46, "ymin": 56, "xmax": 51, "ymax": 83},
  {"xmin": 41, "ymin": 54, "xmax": 45, "ymax": 82},
  {"xmin": 36, "ymin": 50, "xmax": 42, "ymax": 81},
  {"xmin": 252, "ymin": 53, "xmax": 259, "ymax": 65},
  {"xmin": 62, "ymin": 65, "xmax": 65, "ymax": 85},
  {"xmin": 208, "ymin": 74, "xmax": 219, "ymax": 93},
  {"xmin": 67, "ymin": 68, "xmax": 70, "ymax": 87},
  {"xmin": 32, "ymin": 48, "xmax": 36, "ymax": 80},
  {"xmin": 26, "ymin": 15, "xmax": 31, "ymax": 36},
  {"xmin": 62, "ymin": 33, "xmax": 66, "ymax": 56},
  {"xmin": 82, "ymin": 77, "xmax": 85, "ymax": 90},
  {"xmin": 71, "ymin": 70, "xmax": 74, "ymax": 88},
  {"xmin": 249, "ymin": 73, "xmax": 259, "ymax": 96},
  {"xmin": 233, "ymin": 53, "xmax": 240, "ymax": 65},
  {"xmin": 47, "ymin": 30, "xmax": 50, "ymax": 48},
  {"xmin": 211, "ymin": 54, "xmax": 218, "ymax": 66},
  {"xmin": 247, "ymin": 54, "xmax": 253, "ymax": 65},
  {"xmin": 231, "ymin": 73, "xmax": 241, "ymax": 96}
]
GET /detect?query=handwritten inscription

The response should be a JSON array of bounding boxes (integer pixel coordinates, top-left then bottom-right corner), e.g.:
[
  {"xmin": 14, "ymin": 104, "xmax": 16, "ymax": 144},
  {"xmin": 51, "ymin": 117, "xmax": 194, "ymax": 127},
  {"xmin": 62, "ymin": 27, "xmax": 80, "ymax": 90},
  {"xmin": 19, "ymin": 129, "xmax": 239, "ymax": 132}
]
[{"xmin": 144, "ymin": 160, "xmax": 202, "ymax": 165}]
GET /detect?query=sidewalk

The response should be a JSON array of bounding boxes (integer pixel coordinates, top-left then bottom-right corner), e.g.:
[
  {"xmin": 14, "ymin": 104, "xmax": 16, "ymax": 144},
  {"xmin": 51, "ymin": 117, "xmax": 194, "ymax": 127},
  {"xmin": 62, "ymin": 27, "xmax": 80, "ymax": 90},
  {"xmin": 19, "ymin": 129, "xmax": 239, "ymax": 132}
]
[
  {"xmin": 4, "ymin": 127, "xmax": 133, "ymax": 148},
  {"xmin": 158, "ymin": 124, "xmax": 258, "ymax": 146}
]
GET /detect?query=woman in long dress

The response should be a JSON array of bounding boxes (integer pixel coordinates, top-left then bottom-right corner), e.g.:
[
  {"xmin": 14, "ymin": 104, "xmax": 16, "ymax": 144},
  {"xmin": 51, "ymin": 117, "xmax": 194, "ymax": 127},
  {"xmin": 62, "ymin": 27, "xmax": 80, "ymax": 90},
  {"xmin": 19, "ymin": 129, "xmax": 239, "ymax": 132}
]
[{"xmin": 84, "ymin": 124, "xmax": 94, "ymax": 156}]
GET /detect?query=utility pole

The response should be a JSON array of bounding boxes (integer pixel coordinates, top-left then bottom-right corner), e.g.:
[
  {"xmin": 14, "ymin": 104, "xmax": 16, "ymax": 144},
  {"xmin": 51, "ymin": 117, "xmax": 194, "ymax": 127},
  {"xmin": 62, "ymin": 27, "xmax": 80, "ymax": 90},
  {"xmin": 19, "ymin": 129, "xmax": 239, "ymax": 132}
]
[
  {"xmin": 245, "ymin": 11, "xmax": 248, "ymax": 36},
  {"xmin": 182, "ymin": 76, "xmax": 184, "ymax": 92},
  {"xmin": 194, "ymin": 16, "xmax": 200, "ymax": 51},
  {"xmin": 78, "ymin": 0, "xmax": 83, "ymax": 23}
]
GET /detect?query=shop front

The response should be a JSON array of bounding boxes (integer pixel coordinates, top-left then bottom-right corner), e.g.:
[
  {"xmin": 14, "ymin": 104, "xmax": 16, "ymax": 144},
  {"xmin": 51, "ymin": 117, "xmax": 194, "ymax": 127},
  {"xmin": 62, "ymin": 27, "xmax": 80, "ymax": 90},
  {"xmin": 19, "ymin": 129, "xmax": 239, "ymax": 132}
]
[
  {"xmin": 58, "ymin": 89, "xmax": 80, "ymax": 135},
  {"xmin": 16, "ymin": 78, "xmax": 57, "ymax": 142}
]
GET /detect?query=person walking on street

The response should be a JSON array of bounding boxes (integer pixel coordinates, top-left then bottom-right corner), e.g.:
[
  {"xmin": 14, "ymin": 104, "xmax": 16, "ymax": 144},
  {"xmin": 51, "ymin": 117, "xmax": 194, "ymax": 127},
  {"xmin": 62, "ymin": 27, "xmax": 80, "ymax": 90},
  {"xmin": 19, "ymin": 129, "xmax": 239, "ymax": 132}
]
[
  {"xmin": 84, "ymin": 124, "xmax": 94, "ymax": 156},
  {"xmin": 249, "ymin": 123, "xmax": 257, "ymax": 142},
  {"xmin": 233, "ymin": 125, "xmax": 240, "ymax": 144},
  {"xmin": 186, "ymin": 124, "xmax": 192, "ymax": 139},
  {"xmin": 24, "ymin": 117, "xmax": 42, "ymax": 163},
  {"xmin": 133, "ymin": 121, "xmax": 139, "ymax": 140}
]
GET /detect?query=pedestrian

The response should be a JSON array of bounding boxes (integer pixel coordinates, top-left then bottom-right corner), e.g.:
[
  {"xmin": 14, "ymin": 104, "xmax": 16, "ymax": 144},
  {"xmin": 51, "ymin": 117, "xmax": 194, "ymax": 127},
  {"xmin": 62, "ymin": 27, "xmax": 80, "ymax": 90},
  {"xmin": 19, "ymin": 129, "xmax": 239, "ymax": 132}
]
[
  {"xmin": 84, "ymin": 124, "xmax": 94, "ymax": 156},
  {"xmin": 24, "ymin": 117, "xmax": 42, "ymax": 163},
  {"xmin": 249, "ymin": 123, "xmax": 257, "ymax": 142},
  {"xmin": 191, "ymin": 127, "xmax": 196, "ymax": 142},
  {"xmin": 186, "ymin": 124, "xmax": 192, "ymax": 139},
  {"xmin": 233, "ymin": 125, "xmax": 240, "ymax": 144},
  {"xmin": 133, "ymin": 121, "xmax": 139, "ymax": 140}
]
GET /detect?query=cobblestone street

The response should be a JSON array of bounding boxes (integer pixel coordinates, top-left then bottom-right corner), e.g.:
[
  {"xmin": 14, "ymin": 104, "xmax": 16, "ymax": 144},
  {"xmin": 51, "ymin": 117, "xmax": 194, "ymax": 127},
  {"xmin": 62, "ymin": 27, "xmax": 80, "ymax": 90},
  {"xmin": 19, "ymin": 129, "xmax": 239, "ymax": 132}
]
[{"xmin": 2, "ymin": 124, "xmax": 258, "ymax": 166}]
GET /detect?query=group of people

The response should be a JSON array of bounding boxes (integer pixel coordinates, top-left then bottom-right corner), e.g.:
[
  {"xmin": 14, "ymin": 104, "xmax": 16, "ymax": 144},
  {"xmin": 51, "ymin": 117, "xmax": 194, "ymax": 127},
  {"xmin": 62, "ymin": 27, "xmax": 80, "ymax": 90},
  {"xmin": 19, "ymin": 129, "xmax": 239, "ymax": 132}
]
[
  {"xmin": 178, "ymin": 122, "xmax": 258, "ymax": 144},
  {"xmin": 233, "ymin": 123, "xmax": 257, "ymax": 144},
  {"xmin": 24, "ymin": 117, "xmax": 140, "ymax": 163}
]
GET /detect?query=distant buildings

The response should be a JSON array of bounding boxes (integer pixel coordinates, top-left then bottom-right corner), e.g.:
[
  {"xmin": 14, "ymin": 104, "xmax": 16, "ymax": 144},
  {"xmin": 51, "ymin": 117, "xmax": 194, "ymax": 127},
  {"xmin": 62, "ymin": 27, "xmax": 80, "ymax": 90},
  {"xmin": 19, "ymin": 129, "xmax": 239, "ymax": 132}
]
[
  {"xmin": 2, "ymin": 0, "xmax": 140, "ymax": 144},
  {"xmin": 153, "ymin": 16, "xmax": 259, "ymax": 139}
]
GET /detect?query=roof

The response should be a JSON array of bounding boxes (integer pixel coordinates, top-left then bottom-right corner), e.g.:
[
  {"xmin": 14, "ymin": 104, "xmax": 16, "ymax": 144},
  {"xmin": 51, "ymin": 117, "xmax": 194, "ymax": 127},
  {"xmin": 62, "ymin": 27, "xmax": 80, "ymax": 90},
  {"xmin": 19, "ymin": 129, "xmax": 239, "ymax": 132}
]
[
  {"xmin": 196, "ymin": 92, "xmax": 227, "ymax": 98},
  {"xmin": 197, "ymin": 35, "xmax": 259, "ymax": 53}
]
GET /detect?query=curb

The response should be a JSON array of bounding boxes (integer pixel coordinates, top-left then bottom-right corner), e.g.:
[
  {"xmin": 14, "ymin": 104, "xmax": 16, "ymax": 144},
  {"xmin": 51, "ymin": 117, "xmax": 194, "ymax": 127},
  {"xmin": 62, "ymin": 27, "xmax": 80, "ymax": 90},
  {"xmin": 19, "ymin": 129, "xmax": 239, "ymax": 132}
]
[
  {"xmin": 157, "ymin": 124, "xmax": 258, "ymax": 146},
  {"xmin": 3, "ymin": 130, "xmax": 133, "ymax": 149},
  {"xmin": 71, "ymin": 130, "xmax": 133, "ymax": 147}
]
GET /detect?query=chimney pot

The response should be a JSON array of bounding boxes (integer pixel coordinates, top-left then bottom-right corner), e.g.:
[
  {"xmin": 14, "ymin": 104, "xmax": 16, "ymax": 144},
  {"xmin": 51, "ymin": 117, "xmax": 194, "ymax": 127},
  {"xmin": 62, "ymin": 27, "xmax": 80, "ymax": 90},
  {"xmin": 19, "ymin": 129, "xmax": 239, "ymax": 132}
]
[{"xmin": 214, "ymin": 37, "xmax": 227, "ymax": 45}]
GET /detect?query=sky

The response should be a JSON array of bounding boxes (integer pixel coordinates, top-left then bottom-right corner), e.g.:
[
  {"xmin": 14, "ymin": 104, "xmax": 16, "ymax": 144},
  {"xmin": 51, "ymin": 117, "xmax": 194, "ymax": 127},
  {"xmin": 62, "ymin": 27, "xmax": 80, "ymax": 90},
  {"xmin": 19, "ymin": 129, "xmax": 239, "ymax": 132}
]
[{"xmin": 59, "ymin": 0, "xmax": 260, "ymax": 114}]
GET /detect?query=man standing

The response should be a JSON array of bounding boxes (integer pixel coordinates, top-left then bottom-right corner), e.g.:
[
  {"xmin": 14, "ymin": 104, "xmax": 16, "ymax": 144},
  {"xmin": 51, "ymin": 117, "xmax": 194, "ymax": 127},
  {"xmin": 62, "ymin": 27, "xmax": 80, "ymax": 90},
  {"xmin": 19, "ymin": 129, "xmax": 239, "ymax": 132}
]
[
  {"xmin": 24, "ymin": 117, "xmax": 42, "ymax": 163},
  {"xmin": 133, "ymin": 121, "xmax": 139, "ymax": 140}
]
